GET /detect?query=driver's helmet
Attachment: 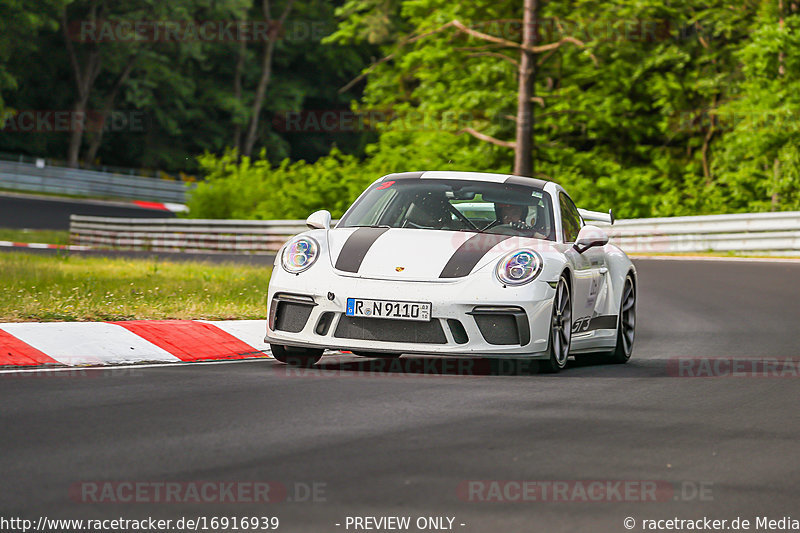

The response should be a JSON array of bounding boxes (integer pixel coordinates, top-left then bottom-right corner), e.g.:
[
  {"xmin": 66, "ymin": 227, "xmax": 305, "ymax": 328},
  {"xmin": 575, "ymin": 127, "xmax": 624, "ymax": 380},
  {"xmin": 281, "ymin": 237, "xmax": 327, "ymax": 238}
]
[{"xmin": 494, "ymin": 202, "xmax": 528, "ymax": 224}]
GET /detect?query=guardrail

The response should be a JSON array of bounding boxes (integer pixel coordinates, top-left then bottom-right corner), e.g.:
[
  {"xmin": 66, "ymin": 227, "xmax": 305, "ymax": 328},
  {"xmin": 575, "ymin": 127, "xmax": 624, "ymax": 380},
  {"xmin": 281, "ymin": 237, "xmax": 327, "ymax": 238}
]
[
  {"xmin": 70, "ymin": 216, "xmax": 307, "ymax": 254},
  {"xmin": 0, "ymin": 160, "xmax": 193, "ymax": 203},
  {"xmin": 69, "ymin": 211, "xmax": 800, "ymax": 256},
  {"xmin": 607, "ymin": 211, "xmax": 800, "ymax": 255}
]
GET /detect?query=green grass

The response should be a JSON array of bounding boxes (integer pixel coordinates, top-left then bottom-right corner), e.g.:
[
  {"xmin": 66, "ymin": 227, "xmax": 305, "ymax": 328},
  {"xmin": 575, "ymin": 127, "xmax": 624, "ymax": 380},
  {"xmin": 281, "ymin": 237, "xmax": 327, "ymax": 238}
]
[
  {"xmin": 0, "ymin": 252, "xmax": 271, "ymax": 322},
  {"xmin": 0, "ymin": 228, "xmax": 70, "ymax": 245}
]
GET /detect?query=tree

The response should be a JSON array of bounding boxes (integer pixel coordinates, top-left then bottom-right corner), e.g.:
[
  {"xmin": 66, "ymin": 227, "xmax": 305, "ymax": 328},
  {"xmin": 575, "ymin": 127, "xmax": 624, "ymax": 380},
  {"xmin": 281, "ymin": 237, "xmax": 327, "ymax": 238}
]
[
  {"xmin": 0, "ymin": 0, "xmax": 62, "ymax": 116},
  {"xmin": 712, "ymin": 6, "xmax": 800, "ymax": 212},
  {"xmin": 324, "ymin": 0, "xmax": 777, "ymax": 217},
  {"xmin": 331, "ymin": 1, "xmax": 588, "ymax": 177},
  {"xmin": 514, "ymin": 0, "xmax": 539, "ymax": 177},
  {"xmin": 241, "ymin": 0, "xmax": 296, "ymax": 158}
]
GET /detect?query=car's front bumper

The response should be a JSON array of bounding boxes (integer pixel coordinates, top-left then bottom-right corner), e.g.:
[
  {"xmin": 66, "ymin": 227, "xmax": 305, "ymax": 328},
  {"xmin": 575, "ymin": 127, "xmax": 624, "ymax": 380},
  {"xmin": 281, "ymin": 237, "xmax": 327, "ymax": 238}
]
[{"xmin": 265, "ymin": 265, "xmax": 557, "ymax": 358}]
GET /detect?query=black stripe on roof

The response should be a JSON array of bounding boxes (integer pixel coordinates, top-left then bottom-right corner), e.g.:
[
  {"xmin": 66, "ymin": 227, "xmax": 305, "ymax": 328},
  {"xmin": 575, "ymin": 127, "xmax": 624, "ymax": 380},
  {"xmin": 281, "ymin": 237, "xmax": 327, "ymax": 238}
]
[
  {"xmin": 381, "ymin": 171, "xmax": 425, "ymax": 181},
  {"xmin": 504, "ymin": 175, "xmax": 549, "ymax": 189}
]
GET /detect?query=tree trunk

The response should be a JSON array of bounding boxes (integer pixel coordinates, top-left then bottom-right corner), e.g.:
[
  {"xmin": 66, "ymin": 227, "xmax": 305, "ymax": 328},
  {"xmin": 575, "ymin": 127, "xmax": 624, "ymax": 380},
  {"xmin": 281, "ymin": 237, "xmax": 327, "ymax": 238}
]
[
  {"xmin": 242, "ymin": 38, "xmax": 275, "ymax": 158},
  {"xmin": 233, "ymin": 33, "xmax": 247, "ymax": 155},
  {"xmin": 85, "ymin": 57, "xmax": 137, "ymax": 164},
  {"xmin": 513, "ymin": 0, "xmax": 538, "ymax": 177},
  {"xmin": 62, "ymin": 3, "xmax": 102, "ymax": 168},
  {"xmin": 66, "ymin": 98, "xmax": 89, "ymax": 168},
  {"xmin": 242, "ymin": 0, "xmax": 295, "ymax": 158},
  {"xmin": 772, "ymin": 0, "xmax": 785, "ymax": 207},
  {"xmin": 772, "ymin": 158, "xmax": 780, "ymax": 211}
]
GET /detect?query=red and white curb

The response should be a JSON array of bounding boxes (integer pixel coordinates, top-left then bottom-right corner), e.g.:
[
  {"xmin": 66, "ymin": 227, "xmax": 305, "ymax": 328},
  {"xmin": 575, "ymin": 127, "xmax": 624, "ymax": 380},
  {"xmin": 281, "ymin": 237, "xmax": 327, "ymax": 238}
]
[
  {"xmin": 131, "ymin": 200, "xmax": 187, "ymax": 213},
  {"xmin": 0, "ymin": 241, "xmax": 93, "ymax": 251},
  {"xmin": 0, "ymin": 320, "xmax": 271, "ymax": 367}
]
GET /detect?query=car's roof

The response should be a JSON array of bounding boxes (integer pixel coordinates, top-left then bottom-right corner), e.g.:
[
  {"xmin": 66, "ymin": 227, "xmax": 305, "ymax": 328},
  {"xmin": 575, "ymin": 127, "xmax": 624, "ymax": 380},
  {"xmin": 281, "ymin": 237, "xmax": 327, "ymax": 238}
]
[{"xmin": 379, "ymin": 171, "xmax": 549, "ymax": 190}]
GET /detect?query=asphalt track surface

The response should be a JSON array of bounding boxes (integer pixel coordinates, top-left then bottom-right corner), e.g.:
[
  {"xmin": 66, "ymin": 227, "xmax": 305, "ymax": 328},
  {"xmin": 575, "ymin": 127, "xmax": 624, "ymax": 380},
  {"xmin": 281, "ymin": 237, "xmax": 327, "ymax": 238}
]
[
  {"xmin": 0, "ymin": 192, "xmax": 175, "ymax": 229},
  {"xmin": 2, "ymin": 258, "xmax": 800, "ymax": 532}
]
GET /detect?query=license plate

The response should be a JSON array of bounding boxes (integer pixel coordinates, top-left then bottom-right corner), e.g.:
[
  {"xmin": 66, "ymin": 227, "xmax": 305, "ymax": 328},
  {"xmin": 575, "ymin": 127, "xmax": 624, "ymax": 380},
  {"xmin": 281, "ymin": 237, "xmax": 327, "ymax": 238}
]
[{"xmin": 346, "ymin": 298, "xmax": 431, "ymax": 322}]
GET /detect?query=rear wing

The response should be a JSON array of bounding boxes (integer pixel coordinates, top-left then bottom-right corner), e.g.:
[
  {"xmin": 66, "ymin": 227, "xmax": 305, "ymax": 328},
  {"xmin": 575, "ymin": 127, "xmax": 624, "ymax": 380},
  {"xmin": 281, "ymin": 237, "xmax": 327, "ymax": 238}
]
[{"xmin": 578, "ymin": 208, "xmax": 614, "ymax": 225}]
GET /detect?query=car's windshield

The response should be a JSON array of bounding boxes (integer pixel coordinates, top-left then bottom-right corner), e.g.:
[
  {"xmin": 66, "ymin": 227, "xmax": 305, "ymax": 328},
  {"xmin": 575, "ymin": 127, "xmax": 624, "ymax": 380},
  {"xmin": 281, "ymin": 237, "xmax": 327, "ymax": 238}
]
[{"xmin": 338, "ymin": 179, "xmax": 556, "ymax": 240}]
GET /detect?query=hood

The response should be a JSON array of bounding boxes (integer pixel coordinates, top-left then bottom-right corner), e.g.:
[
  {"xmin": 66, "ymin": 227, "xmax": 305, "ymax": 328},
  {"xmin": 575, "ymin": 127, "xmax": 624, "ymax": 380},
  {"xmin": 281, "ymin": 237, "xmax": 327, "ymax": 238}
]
[{"xmin": 327, "ymin": 227, "xmax": 548, "ymax": 281}]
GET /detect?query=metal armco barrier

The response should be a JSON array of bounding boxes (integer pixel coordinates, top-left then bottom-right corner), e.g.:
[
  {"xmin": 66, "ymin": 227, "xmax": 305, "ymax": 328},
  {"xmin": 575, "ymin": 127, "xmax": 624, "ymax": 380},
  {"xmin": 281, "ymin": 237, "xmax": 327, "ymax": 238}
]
[
  {"xmin": 608, "ymin": 211, "xmax": 800, "ymax": 255},
  {"xmin": 0, "ymin": 160, "xmax": 193, "ymax": 203},
  {"xmin": 69, "ymin": 211, "xmax": 800, "ymax": 255},
  {"xmin": 70, "ymin": 216, "xmax": 308, "ymax": 254}
]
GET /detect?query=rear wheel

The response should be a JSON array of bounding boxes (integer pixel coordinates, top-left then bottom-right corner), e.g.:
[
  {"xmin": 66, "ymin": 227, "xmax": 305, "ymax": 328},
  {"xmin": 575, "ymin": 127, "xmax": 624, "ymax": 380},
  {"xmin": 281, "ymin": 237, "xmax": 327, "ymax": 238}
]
[
  {"xmin": 605, "ymin": 274, "xmax": 636, "ymax": 364},
  {"xmin": 270, "ymin": 344, "xmax": 323, "ymax": 367},
  {"xmin": 540, "ymin": 275, "xmax": 572, "ymax": 373}
]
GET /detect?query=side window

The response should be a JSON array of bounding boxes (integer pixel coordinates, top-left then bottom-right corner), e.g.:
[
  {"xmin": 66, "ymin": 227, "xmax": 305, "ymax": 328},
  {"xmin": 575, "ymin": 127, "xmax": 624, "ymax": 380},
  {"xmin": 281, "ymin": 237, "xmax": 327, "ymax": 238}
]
[{"xmin": 559, "ymin": 192, "xmax": 582, "ymax": 243}]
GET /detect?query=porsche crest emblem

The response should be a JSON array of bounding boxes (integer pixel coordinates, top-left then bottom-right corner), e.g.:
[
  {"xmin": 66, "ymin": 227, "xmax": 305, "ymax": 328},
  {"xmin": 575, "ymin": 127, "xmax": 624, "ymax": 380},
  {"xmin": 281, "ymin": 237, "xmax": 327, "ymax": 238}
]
[{"xmin": 395, "ymin": 267, "xmax": 405, "ymax": 272}]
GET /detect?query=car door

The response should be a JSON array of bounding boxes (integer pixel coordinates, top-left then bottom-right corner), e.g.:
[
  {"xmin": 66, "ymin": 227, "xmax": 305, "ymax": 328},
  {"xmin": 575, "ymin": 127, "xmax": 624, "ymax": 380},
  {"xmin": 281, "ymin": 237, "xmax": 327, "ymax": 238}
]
[{"xmin": 559, "ymin": 192, "xmax": 606, "ymax": 331}]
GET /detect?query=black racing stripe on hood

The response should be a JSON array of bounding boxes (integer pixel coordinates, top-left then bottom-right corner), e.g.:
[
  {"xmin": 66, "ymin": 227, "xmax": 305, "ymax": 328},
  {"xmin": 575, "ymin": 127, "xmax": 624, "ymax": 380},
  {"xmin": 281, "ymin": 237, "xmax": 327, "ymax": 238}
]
[
  {"xmin": 439, "ymin": 233, "xmax": 514, "ymax": 278},
  {"xmin": 334, "ymin": 227, "xmax": 390, "ymax": 273}
]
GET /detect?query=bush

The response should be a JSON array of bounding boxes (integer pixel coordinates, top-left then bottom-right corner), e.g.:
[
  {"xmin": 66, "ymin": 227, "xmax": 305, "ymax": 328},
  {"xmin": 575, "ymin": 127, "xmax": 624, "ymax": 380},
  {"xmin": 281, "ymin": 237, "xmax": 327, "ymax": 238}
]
[{"xmin": 187, "ymin": 148, "xmax": 376, "ymax": 220}]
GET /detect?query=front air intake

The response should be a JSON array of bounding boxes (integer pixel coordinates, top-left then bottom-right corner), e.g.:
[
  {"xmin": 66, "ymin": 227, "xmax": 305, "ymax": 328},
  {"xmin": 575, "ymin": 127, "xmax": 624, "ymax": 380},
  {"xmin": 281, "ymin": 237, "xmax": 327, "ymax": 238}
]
[
  {"xmin": 334, "ymin": 316, "xmax": 447, "ymax": 344},
  {"xmin": 469, "ymin": 306, "xmax": 530, "ymax": 346},
  {"xmin": 270, "ymin": 293, "xmax": 316, "ymax": 333}
]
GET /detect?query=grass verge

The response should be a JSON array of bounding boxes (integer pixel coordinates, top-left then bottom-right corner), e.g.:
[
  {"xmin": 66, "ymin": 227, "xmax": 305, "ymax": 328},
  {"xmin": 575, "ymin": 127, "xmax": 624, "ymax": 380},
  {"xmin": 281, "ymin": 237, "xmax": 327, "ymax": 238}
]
[
  {"xmin": 0, "ymin": 251, "xmax": 271, "ymax": 322},
  {"xmin": 0, "ymin": 229, "xmax": 70, "ymax": 245}
]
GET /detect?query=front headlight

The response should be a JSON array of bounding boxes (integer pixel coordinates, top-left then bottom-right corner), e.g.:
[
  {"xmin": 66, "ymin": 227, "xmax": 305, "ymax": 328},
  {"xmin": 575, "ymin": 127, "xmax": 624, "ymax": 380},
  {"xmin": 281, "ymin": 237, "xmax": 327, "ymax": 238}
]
[
  {"xmin": 281, "ymin": 237, "xmax": 319, "ymax": 273},
  {"xmin": 495, "ymin": 249, "xmax": 542, "ymax": 285}
]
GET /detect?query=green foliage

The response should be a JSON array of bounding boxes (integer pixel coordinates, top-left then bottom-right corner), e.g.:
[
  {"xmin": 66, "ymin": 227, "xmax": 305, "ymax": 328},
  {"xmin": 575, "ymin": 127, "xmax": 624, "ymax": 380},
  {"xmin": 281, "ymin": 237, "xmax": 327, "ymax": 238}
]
[
  {"xmin": 712, "ymin": 14, "xmax": 800, "ymax": 212},
  {"xmin": 187, "ymin": 148, "xmax": 373, "ymax": 219},
  {"xmin": 4, "ymin": 0, "xmax": 800, "ymax": 219},
  {"xmin": 0, "ymin": 0, "xmax": 374, "ymax": 172},
  {"xmin": 190, "ymin": 0, "xmax": 800, "ymax": 220},
  {"xmin": 0, "ymin": 0, "xmax": 62, "ymax": 114}
]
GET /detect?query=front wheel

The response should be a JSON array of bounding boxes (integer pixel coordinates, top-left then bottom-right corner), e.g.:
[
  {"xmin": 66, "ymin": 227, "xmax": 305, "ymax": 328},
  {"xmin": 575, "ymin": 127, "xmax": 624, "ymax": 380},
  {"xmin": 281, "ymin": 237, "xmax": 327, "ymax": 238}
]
[
  {"xmin": 540, "ymin": 275, "xmax": 572, "ymax": 373},
  {"xmin": 605, "ymin": 274, "xmax": 636, "ymax": 364},
  {"xmin": 270, "ymin": 344, "xmax": 323, "ymax": 367}
]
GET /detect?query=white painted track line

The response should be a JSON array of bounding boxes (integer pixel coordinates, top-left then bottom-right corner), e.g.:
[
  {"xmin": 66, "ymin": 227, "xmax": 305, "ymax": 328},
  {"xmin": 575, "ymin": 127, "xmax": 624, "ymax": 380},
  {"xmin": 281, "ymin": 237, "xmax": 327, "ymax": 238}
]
[{"xmin": 0, "ymin": 357, "xmax": 265, "ymax": 374}]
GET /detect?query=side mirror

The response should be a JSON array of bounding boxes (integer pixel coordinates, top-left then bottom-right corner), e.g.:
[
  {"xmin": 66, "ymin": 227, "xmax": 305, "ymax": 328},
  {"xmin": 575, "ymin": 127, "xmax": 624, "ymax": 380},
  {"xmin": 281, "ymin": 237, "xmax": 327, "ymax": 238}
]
[
  {"xmin": 306, "ymin": 210, "xmax": 332, "ymax": 230},
  {"xmin": 573, "ymin": 225, "xmax": 609, "ymax": 254}
]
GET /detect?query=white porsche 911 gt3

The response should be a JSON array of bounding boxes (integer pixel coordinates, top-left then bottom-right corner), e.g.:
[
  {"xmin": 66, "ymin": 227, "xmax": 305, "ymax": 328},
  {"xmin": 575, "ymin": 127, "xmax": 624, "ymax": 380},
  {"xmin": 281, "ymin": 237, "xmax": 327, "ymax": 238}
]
[{"xmin": 265, "ymin": 171, "xmax": 636, "ymax": 372}]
